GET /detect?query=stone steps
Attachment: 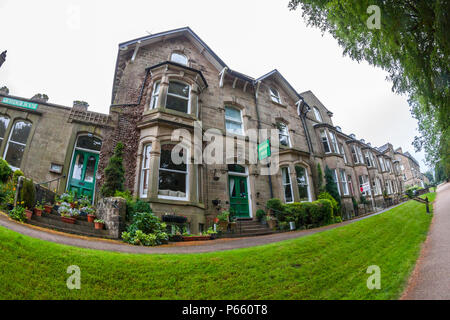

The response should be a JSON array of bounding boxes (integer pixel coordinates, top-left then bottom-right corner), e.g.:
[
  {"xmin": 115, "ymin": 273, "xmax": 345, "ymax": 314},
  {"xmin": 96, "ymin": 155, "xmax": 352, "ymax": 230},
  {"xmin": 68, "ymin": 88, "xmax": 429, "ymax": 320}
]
[
  {"xmin": 222, "ymin": 220, "xmax": 274, "ymax": 238},
  {"xmin": 29, "ymin": 212, "xmax": 114, "ymax": 239}
]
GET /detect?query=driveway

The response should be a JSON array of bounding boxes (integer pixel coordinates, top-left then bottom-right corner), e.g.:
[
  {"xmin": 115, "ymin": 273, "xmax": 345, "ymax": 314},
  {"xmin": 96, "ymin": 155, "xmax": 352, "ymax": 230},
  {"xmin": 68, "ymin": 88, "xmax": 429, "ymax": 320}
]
[{"xmin": 402, "ymin": 182, "xmax": 450, "ymax": 300}]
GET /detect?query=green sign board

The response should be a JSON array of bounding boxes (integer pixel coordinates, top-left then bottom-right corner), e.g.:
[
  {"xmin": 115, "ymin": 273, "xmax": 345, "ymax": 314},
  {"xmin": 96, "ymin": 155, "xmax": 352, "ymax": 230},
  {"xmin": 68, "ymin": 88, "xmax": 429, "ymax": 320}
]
[
  {"xmin": 258, "ymin": 139, "xmax": 271, "ymax": 161},
  {"xmin": 1, "ymin": 97, "xmax": 38, "ymax": 110}
]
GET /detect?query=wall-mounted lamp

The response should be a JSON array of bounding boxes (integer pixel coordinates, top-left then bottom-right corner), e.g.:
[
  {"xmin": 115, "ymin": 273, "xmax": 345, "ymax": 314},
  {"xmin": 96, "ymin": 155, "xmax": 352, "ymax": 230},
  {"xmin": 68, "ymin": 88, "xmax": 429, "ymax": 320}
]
[
  {"xmin": 212, "ymin": 199, "xmax": 221, "ymax": 207},
  {"xmin": 213, "ymin": 169, "xmax": 220, "ymax": 181}
]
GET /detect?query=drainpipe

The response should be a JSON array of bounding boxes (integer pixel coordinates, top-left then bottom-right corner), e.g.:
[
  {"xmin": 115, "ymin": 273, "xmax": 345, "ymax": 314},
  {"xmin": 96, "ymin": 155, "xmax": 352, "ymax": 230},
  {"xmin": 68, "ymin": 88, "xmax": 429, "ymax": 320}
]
[{"xmin": 253, "ymin": 81, "xmax": 274, "ymax": 199}]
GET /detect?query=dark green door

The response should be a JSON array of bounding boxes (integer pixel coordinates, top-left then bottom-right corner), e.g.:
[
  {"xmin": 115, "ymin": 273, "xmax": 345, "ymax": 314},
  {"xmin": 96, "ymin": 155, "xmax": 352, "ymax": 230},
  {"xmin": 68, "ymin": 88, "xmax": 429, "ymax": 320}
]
[
  {"xmin": 68, "ymin": 150, "xmax": 99, "ymax": 201},
  {"xmin": 229, "ymin": 175, "xmax": 250, "ymax": 218}
]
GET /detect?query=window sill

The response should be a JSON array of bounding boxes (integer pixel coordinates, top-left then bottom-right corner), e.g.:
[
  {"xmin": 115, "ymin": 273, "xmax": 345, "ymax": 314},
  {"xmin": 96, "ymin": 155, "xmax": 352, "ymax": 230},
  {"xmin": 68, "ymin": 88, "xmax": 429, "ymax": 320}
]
[{"xmin": 270, "ymin": 100, "xmax": 287, "ymax": 108}]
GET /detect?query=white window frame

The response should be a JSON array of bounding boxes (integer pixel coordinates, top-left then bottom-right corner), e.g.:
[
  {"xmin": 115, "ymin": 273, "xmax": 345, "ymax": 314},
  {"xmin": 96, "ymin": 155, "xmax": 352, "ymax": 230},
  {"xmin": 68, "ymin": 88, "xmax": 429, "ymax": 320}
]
[
  {"xmin": 332, "ymin": 169, "xmax": 341, "ymax": 196},
  {"xmin": 281, "ymin": 167, "xmax": 294, "ymax": 204},
  {"xmin": 351, "ymin": 145, "xmax": 359, "ymax": 164},
  {"xmin": 313, "ymin": 107, "xmax": 322, "ymax": 122},
  {"xmin": 356, "ymin": 146, "xmax": 364, "ymax": 164},
  {"xmin": 3, "ymin": 120, "xmax": 32, "ymax": 171},
  {"xmin": 269, "ymin": 87, "xmax": 282, "ymax": 104},
  {"xmin": 225, "ymin": 106, "xmax": 244, "ymax": 136},
  {"xmin": 295, "ymin": 165, "xmax": 311, "ymax": 202},
  {"xmin": 339, "ymin": 143, "xmax": 348, "ymax": 164},
  {"xmin": 165, "ymin": 80, "xmax": 191, "ymax": 114},
  {"xmin": 359, "ymin": 175, "xmax": 369, "ymax": 196},
  {"xmin": 340, "ymin": 169, "xmax": 349, "ymax": 195},
  {"xmin": 170, "ymin": 52, "xmax": 188, "ymax": 65},
  {"xmin": 329, "ymin": 131, "xmax": 338, "ymax": 153},
  {"xmin": 277, "ymin": 122, "xmax": 291, "ymax": 147},
  {"xmin": 149, "ymin": 81, "xmax": 160, "ymax": 110},
  {"xmin": 0, "ymin": 115, "xmax": 10, "ymax": 148},
  {"xmin": 158, "ymin": 144, "xmax": 189, "ymax": 201},
  {"xmin": 140, "ymin": 144, "xmax": 152, "ymax": 198},
  {"xmin": 320, "ymin": 130, "xmax": 331, "ymax": 154}
]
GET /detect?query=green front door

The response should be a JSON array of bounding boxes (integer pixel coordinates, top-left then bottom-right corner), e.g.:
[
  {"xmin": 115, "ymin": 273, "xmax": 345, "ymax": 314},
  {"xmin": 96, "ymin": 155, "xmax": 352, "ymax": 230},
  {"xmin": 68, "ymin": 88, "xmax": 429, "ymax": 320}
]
[
  {"xmin": 68, "ymin": 150, "xmax": 99, "ymax": 202},
  {"xmin": 229, "ymin": 175, "xmax": 250, "ymax": 218}
]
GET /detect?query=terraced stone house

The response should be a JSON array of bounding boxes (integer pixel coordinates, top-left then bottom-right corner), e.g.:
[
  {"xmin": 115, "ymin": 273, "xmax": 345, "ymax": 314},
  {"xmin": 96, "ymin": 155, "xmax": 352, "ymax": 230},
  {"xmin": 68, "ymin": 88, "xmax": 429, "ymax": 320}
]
[{"xmin": 0, "ymin": 27, "xmax": 427, "ymax": 234}]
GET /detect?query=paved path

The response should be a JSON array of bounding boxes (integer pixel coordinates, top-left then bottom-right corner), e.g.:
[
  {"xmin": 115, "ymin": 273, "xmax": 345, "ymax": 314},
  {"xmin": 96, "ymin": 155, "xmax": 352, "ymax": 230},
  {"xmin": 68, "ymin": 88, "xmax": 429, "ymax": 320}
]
[
  {"xmin": 402, "ymin": 183, "xmax": 450, "ymax": 300},
  {"xmin": 0, "ymin": 203, "xmax": 403, "ymax": 255}
]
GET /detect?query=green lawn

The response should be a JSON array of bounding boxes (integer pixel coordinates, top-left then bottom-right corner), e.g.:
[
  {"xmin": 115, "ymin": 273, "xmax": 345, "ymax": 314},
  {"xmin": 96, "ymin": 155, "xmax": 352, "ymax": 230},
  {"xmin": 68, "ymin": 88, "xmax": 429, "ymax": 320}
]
[{"xmin": 0, "ymin": 194, "xmax": 435, "ymax": 300}]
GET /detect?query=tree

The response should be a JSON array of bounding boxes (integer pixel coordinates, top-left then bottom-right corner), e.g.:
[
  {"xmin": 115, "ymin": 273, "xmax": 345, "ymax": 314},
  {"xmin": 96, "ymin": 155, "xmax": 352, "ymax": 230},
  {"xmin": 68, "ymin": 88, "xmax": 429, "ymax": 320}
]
[
  {"xmin": 101, "ymin": 142, "xmax": 125, "ymax": 197},
  {"xmin": 424, "ymin": 171, "xmax": 435, "ymax": 185},
  {"xmin": 317, "ymin": 163, "xmax": 324, "ymax": 193},
  {"xmin": 324, "ymin": 165, "xmax": 341, "ymax": 209},
  {"xmin": 288, "ymin": 0, "xmax": 449, "ymax": 178}
]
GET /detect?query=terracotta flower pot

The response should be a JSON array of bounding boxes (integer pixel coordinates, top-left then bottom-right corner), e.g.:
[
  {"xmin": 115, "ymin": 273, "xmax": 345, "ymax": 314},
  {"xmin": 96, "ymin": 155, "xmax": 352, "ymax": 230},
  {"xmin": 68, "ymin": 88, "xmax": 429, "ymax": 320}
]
[
  {"xmin": 87, "ymin": 214, "xmax": 96, "ymax": 223},
  {"xmin": 34, "ymin": 208, "xmax": 43, "ymax": 217},
  {"xmin": 44, "ymin": 205, "xmax": 53, "ymax": 214},
  {"xmin": 70, "ymin": 203, "xmax": 76, "ymax": 209},
  {"xmin": 61, "ymin": 216, "xmax": 76, "ymax": 224},
  {"xmin": 25, "ymin": 209, "xmax": 33, "ymax": 221},
  {"xmin": 94, "ymin": 222, "xmax": 104, "ymax": 230}
]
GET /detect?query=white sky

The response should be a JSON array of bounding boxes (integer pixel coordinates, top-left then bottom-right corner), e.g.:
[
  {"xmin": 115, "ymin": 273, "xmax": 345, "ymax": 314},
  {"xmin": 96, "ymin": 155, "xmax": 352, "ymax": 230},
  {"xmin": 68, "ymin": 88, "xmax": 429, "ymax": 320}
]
[{"xmin": 0, "ymin": 0, "xmax": 427, "ymax": 170}]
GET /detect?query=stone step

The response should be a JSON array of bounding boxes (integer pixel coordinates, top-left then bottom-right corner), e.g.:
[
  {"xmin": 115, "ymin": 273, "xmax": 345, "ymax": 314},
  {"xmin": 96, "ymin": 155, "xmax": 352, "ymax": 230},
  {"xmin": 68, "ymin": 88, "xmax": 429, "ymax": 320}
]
[
  {"xmin": 29, "ymin": 214, "xmax": 113, "ymax": 239},
  {"xmin": 222, "ymin": 230, "xmax": 274, "ymax": 238},
  {"xmin": 40, "ymin": 212, "xmax": 93, "ymax": 228}
]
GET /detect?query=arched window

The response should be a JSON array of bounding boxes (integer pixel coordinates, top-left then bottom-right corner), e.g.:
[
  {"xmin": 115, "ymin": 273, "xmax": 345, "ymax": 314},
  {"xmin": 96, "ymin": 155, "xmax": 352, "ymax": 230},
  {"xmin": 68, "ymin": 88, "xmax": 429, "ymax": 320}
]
[
  {"xmin": 76, "ymin": 135, "xmax": 102, "ymax": 151},
  {"xmin": 313, "ymin": 107, "xmax": 323, "ymax": 122},
  {"xmin": 165, "ymin": 81, "xmax": 190, "ymax": 113},
  {"xmin": 3, "ymin": 120, "xmax": 32, "ymax": 169},
  {"xmin": 158, "ymin": 143, "xmax": 188, "ymax": 200},
  {"xmin": 170, "ymin": 52, "xmax": 188, "ymax": 66},
  {"xmin": 0, "ymin": 115, "xmax": 10, "ymax": 149},
  {"xmin": 269, "ymin": 87, "xmax": 281, "ymax": 104}
]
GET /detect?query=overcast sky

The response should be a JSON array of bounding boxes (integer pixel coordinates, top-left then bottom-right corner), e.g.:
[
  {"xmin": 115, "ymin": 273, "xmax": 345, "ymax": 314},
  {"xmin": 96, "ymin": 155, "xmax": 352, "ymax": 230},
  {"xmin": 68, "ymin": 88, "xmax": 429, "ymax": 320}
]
[{"xmin": 0, "ymin": 0, "xmax": 427, "ymax": 170}]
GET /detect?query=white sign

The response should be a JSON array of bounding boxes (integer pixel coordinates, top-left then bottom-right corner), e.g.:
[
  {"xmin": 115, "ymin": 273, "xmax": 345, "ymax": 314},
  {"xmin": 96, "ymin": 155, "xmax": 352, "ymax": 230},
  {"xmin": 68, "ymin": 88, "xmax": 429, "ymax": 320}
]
[{"xmin": 360, "ymin": 183, "xmax": 371, "ymax": 193}]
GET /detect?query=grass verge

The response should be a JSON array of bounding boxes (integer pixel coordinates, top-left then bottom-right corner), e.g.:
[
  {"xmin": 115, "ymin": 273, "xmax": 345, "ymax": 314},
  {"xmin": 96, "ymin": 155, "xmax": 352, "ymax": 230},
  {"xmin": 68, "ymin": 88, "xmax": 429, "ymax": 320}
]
[{"xmin": 0, "ymin": 194, "xmax": 434, "ymax": 299}]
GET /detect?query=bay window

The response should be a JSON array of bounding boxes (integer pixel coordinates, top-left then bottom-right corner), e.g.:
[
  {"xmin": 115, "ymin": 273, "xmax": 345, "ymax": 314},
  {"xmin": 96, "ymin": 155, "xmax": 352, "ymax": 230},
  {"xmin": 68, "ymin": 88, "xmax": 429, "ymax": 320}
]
[
  {"xmin": 158, "ymin": 143, "xmax": 188, "ymax": 200},
  {"xmin": 295, "ymin": 166, "xmax": 310, "ymax": 202},
  {"xmin": 140, "ymin": 144, "xmax": 152, "ymax": 198},
  {"xmin": 332, "ymin": 169, "xmax": 341, "ymax": 196},
  {"xmin": 225, "ymin": 106, "xmax": 243, "ymax": 135},
  {"xmin": 3, "ymin": 120, "xmax": 32, "ymax": 170},
  {"xmin": 281, "ymin": 167, "xmax": 293, "ymax": 203},
  {"xmin": 149, "ymin": 81, "xmax": 160, "ymax": 110},
  {"xmin": 320, "ymin": 130, "xmax": 331, "ymax": 153},
  {"xmin": 339, "ymin": 143, "xmax": 348, "ymax": 164},
  {"xmin": 166, "ymin": 81, "xmax": 190, "ymax": 113},
  {"xmin": 340, "ymin": 169, "xmax": 349, "ymax": 195},
  {"xmin": 329, "ymin": 131, "xmax": 338, "ymax": 153},
  {"xmin": 378, "ymin": 157, "xmax": 386, "ymax": 171}
]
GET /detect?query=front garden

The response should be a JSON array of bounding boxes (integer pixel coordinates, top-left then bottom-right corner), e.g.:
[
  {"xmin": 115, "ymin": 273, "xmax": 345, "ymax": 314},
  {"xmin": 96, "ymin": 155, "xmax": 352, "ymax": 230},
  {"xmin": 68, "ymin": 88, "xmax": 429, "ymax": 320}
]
[{"xmin": 0, "ymin": 193, "xmax": 435, "ymax": 299}]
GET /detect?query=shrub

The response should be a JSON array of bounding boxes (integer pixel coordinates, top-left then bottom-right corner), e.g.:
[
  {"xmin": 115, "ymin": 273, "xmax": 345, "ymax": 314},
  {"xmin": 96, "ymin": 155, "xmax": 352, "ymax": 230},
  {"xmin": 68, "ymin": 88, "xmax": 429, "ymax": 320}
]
[
  {"xmin": 217, "ymin": 211, "xmax": 229, "ymax": 222},
  {"xmin": 12, "ymin": 170, "xmax": 24, "ymax": 185},
  {"xmin": 284, "ymin": 200, "xmax": 334, "ymax": 229},
  {"xmin": 318, "ymin": 192, "xmax": 339, "ymax": 216},
  {"xmin": 122, "ymin": 207, "xmax": 168, "ymax": 247},
  {"xmin": 101, "ymin": 142, "xmax": 125, "ymax": 197},
  {"xmin": 285, "ymin": 203, "xmax": 308, "ymax": 226},
  {"xmin": 0, "ymin": 158, "xmax": 12, "ymax": 183},
  {"xmin": 315, "ymin": 199, "xmax": 334, "ymax": 225},
  {"xmin": 256, "ymin": 209, "xmax": 266, "ymax": 222},
  {"xmin": 324, "ymin": 165, "xmax": 342, "ymax": 209},
  {"xmin": 266, "ymin": 198, "xmax": 285, "ymax": 220},
  {"xmin": 21, "ymin": 178, "xmax": 35, "ymax": 210},
  {"xmin": 9, "ymin": 205, "xmax": 26, "ymax": 222},
  {"xmin": 317, "ymin": 163, "xmax": 325, "ymax": 193}
]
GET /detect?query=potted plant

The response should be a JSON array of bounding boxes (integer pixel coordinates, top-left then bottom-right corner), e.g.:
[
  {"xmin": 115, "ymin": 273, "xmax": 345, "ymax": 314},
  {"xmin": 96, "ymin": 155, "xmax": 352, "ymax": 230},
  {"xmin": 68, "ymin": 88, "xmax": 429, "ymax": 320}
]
[
  {"xmin": 206, "ymin": 227, "xmax": 218, "ymax": 240},
  {"xmin": 217, "ymin": 211, "xmax": 229, "ymax": 232},
  {"xmin": 94, "ymin": 219, "xmax": 105, "ymax": 230},
  {"xmin": 9, "ymin": 205, "xmax": 26, "ymax": 222},
  {"xmin": 83, "ymin": 206, "xmax": 96, "ymax": 222},
  {"xmin": 34, "ymin": 202, "xmax": 44, "ymax": 217},
  {"xmin": 21, "ymin": 178, "xmax": 35, "ymax": 222},
  {"xmin": 266, "ymin": 215, "xmax": 277, "ymax": 230},
  {"xmin": 44, "ymin": 202, "xmax": 53, "ymax": 214},
  {"xmin": 58, "ymin": 205, "xmax": 78, "ymax": 224}
]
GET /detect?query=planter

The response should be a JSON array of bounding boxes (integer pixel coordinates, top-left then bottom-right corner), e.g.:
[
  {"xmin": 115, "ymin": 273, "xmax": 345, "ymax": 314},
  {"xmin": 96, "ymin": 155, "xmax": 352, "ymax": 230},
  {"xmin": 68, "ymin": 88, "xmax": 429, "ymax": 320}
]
[
  {"xmin": 169, "ymin": 234, "xmax": 183, "ymax": 242},
  {"xmin": 182, "ymin": 235, "xmax": 211, "ymax": 242},
  {"xmin": 218, "ymin": 220, "xmax": 228, "ymax": 231},
  {"xmin": 61, "ymin": 216, "xmax": 76, "ymax": 224},
  {"xmin": 94, "ymin": 222, "xmax": 104, "ymax": 230},
  {"xmin": 34, "ymin": 208, "xmax": 43, "ymax": 217},
  {"xmin": 267, "ymin": 219, "xmax": 277, "ymax": 230},
  {"xmin": 44, "ymin": 205, "xmax": 53, "ymax": 214},
  {"xmin": 87, "ymin": 214, "xmax": 96, "ymax": 223},
  {"xmin": 25, "ymin": 209, "xmax": 33, "ymax": 221}
]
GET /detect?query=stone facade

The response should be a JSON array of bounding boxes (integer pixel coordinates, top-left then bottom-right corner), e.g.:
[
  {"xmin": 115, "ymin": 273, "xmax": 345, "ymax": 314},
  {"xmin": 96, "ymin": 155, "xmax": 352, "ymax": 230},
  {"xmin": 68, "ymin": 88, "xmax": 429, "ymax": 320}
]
[{"xmin": 96, "ymin": 197, "xmax": 127, "ymax": 238}]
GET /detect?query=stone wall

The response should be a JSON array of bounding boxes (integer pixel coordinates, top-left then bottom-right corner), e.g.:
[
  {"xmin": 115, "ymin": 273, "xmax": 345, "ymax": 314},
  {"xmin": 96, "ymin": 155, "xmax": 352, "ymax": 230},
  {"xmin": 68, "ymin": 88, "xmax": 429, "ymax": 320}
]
[{"xmin": 95, "ymin": 197, "xmax": 127, "ymax": 238}]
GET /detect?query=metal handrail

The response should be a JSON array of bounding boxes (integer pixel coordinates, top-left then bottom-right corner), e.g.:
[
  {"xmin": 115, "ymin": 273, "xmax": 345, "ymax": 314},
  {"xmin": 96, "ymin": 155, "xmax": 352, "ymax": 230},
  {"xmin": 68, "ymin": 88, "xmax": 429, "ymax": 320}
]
[{"xmin": 37, "ymin": 175, "xmax": 66, "ymax": 186}]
